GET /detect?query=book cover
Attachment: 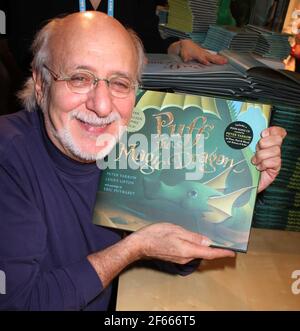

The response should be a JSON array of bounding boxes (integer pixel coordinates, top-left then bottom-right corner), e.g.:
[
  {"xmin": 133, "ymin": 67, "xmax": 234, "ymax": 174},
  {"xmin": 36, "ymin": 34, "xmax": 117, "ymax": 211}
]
[{"xmin": 93, "ymin": 90, "xmax": 272, "ymax": 252}]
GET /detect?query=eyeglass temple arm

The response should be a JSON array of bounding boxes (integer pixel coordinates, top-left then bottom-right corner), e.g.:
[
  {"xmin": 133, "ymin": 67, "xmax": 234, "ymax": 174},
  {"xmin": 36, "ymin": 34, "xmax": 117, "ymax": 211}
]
[{"xmin": 43, "ymin": 65, "xmax": 62, "ymax": 81}]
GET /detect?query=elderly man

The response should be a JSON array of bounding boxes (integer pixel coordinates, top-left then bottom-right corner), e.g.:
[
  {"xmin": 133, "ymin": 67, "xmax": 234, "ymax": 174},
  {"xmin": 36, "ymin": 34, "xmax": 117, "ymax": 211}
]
[{"xmin": 0, "ymin": 12, "xmax": 286, "ymax": 311}]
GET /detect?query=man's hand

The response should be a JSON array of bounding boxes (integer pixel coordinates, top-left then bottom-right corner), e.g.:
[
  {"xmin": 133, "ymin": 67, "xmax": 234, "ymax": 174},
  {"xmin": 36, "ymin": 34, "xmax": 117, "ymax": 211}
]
[
  {"xmin": 132, "ymin": 223, "xmax": 235, "ymax": 264},
  {"xmin": 88, "ymin": 223, "xmax": 234, "ymax": 289},
  {"xmin": 251, "ymin": 126, "xmax": 287, "ymax": 193},
  {"xmin": 168, "ymin": 39, "xmax": 227, "ymax": 65}
]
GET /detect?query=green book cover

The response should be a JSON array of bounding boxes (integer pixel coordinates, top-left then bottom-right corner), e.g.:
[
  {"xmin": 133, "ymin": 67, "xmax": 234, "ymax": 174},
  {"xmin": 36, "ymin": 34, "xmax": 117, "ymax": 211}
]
[{"xmin": 93, "ymin": 90, "xmax": 271, "ymax": 252}]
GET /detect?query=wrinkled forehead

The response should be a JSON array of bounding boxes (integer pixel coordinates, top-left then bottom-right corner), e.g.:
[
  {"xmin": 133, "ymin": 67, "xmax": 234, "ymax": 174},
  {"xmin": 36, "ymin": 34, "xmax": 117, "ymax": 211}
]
[{"xmin": 48, "ymin": 17, "xmax": 138, "ymax": 78}]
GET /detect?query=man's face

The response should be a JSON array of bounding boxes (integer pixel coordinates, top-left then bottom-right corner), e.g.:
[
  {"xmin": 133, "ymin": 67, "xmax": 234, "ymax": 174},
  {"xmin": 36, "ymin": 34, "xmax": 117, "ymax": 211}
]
[{"xmin": 42, "ymin": 19, "xmax": 137, "ymax": 162}]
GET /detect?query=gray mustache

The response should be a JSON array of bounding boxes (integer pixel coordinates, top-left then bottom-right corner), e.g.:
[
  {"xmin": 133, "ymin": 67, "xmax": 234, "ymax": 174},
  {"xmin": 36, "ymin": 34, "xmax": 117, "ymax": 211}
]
[{"xmin": 70, "ymin": 110, "xmax": 121, "ymax": 126}]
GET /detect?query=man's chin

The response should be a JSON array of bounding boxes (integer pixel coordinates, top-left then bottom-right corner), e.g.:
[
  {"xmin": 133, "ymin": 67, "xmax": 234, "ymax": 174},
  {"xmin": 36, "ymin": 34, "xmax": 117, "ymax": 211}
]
[
  {"xmin": 67, "ymin": 124, "xmax": 125, "ymax": 163},
  {"xmin": 95, "ymin": 142, "xmax": 116, "ymax": 162},
  {"xmin": 63, "ymin": 139, "xmax": 97, "ymax": 163},
  {"xmin": 70, "ymin": 150, "xmax": 97, "ymax": 163},
  {"xmin": 71, "ymin": 142, "xmax": 117, "ymax": 163}
]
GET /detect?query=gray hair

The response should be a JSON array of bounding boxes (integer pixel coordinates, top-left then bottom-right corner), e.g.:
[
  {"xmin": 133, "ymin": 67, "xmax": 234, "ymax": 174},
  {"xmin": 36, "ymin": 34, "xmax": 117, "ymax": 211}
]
[{"xmin": 18, "ymin": 16, "xmax": 145, "ymax": 112}]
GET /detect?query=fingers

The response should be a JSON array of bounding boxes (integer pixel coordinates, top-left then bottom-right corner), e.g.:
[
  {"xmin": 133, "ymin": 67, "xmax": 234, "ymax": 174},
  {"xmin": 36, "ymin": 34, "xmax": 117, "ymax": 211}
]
[
  {"xmin": 175, "ymin": 225, "xmax": 212, "ymax": 246},
  {"xmin": 253, "ymin": 145, "xmax": 281, "ymax": 165},
  {"xmin": 255, "ymin": 156, "xmax": 281, "ymax": 172},
  {"xmin": 180, "ymin": 240, "xmax": 236, "ymax": 261},
  {"xmin": 251, "ymin": 126, "xmax": 286, "ymax": 168},
  {"xmin": 206, "ymin": 53, "xmax": 228, "ymax": 65},
  {"xmin": 197, "ymin": 247, "xmax": 236, "ymax": 260},
  {"xmin": 261, "ymin": 126, "xmax": 287, "ymax": 139},
  {"xmin": 135, "ymin": 223, "xmax": 235, "ymax": 264},
  {"xmin": 252, "ymin": 126, "xmax": 286, "ymax": 192},
  {"xmin": 256, "ymin": 134, "xmax": 284, "ymax": 151},
  {"xmin": 176, "ymin": 227, "xmax": 235, "ymax": 260},
  {"xmin": 252, "ymin": 146, "xmax": 281, "ymax": 173},
  {"xmin": 142, "ymin": 222, "xmax": 211, "ymax": 247},
  {"xmin": 147, "ymin": 236, "xmax": 235, "ymax": 265},
  {"xmin": 192, "ymin": 51, "xmax": 227, "ymax": 65},
  {"xmin": 179, "ymin": 39, "xmax": 228, "ymax": 65}
]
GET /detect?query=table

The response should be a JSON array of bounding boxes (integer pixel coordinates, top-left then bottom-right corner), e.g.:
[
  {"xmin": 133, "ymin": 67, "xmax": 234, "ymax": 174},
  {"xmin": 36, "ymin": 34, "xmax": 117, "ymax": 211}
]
[{"xmin": 116, "ymin": 228, "xmax": 300, "ymax": 310}]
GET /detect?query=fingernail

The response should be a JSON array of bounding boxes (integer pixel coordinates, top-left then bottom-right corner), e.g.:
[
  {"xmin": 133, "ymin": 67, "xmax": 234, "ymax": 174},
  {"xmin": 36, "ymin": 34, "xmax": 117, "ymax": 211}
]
[
  {"xmin": 201, "ymin": 237, "xmax": 212, "ymax": 246},
  {"xmin": 256, "ymin": 165, "xmax": 261, "ymax": 171},
  {"xmin": 261, "ymin": 129, "xmax": 269, "ymax": 138},
  {"xmin": 251, "ymin": 156, "xmax": 257, "ymax": 165}
]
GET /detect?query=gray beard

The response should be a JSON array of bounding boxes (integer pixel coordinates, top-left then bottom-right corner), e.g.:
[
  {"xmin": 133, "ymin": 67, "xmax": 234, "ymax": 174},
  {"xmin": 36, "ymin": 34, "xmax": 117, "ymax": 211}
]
[{"xmin": 44, "ymin": 110, "xmax": 122, "ymax": 162}]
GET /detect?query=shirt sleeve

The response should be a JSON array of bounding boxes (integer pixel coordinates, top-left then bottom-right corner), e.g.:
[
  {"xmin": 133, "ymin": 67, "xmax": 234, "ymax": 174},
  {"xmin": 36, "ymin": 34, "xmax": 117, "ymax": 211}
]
[{"xmin": 0, "ymin": 163, "xmax": 103, "ymax": 311}]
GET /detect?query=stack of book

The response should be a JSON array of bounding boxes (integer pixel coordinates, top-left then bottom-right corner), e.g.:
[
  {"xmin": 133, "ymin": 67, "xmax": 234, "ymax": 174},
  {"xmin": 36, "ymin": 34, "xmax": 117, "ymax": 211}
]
[
  {"xmin": 142, "ymin": 51, "xmax": 300, "ymax": 108},
  {"xmin": 223, "ymin": 50, "xmax": 300, "ymax": 108},
  {"xmin": 159, "ymin": 25, "xmax": 207, "ymax": 45},
  {"xmin": 201, "ymin": 25, "xmax": 259, "ymax": 53},
  {"xmin": 167, "ymin": 0, "xmax": 218, "ymax": 33},
  {"xmin": 253, "ymin": 105, "xmax": 300, "ymax": 231},
  {"xmin": 247, "ymin": 25, "xmax": 291, "ymax": 61},
  {"xmin": 142, "ymin": 53, "xmax": 251, "ymax": 98},
  {"xmin": 199, "ymin": 24, "xmax": 290, "ymax": 61}
]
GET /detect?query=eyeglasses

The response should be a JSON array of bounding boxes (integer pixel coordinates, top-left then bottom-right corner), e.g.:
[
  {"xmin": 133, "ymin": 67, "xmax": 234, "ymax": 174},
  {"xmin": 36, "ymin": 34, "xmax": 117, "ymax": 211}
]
[{"xmin": 43, "ymin": 65, "xmax": 138, "ymax": 98}]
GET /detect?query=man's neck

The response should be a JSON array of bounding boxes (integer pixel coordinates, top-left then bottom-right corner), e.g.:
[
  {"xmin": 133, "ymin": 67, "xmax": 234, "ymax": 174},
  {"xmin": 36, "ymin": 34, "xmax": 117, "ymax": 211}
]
[{"xmin": 89, "ymin": 0, "xmax": 101, "ymax": 10}]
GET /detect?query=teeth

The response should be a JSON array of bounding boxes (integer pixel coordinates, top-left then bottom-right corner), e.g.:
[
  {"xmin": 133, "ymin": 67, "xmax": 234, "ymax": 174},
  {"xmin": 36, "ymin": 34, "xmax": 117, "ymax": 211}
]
[
  {"xmin": 72, "ymin": 111, "xmax": 119, "ymax": 125},
  {"xmin": 75, "ymin": 116, "xmax": 112, "ymax": 127},
  {"xmin": 77, "ymin": 118, "xmax": 109, "ymax": 127}
]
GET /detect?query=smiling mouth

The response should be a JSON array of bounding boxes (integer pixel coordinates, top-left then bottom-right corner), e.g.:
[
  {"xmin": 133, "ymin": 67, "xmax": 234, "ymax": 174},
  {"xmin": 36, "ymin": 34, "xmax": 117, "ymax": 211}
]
[{"xmin": 77, "ymin": 118, "xmax": 110, "ymax": 134}]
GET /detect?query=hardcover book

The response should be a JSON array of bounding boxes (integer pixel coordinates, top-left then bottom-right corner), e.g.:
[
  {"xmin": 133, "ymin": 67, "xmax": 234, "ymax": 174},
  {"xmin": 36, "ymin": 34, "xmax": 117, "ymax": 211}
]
[{"xmin": 93, "ymin": 90, "xmax": 272, "ymax": 252}]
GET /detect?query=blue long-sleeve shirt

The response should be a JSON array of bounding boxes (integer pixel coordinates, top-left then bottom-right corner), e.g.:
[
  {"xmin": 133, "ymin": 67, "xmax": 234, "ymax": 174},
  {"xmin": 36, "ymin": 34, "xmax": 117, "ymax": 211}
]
[
  {"xmin": 0, "ymin": 109, "xmax": 199, "ymax": 311},
  {"xmin": 0, "ymin": 109, "xmax": 121, "ymax": 310}
]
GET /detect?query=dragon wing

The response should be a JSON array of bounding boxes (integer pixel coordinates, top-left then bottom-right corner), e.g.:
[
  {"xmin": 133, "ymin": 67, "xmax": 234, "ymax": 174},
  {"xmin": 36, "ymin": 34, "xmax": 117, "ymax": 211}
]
[
  {"xmin": 203, "ymin": 186, "xmax": 255, "ymax": 223},
  {"xmin": 203, "ymin": 159, "xmax": 247, "ymax": 191}
]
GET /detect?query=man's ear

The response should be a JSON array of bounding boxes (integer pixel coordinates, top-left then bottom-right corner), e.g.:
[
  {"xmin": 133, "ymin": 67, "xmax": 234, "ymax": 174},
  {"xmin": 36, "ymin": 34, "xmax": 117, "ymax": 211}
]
[{"xmin": 32, "ymin": 71, "xmax": 44, "ymax": 105}]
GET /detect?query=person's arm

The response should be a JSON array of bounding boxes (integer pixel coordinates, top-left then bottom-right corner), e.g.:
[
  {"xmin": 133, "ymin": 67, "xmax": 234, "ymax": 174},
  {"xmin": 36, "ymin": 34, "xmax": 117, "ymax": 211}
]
[
  {"xmin": 116, "ymin": 0, "xmax": 226, "ymax": 65},
  {"xmin": 0, "ymin": 158, "xmax": 233, "ymax": 310},
  {"xmin": 0, "ymin": 162, "xmax": 105, "ymax": 311},
  {"xmin": 87, "ymin": 223, "xmax": 235, "ymax": 289}
]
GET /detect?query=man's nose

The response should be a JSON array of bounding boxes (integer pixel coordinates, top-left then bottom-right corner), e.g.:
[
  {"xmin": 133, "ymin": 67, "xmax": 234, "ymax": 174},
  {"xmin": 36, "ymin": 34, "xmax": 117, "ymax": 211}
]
[{"xmin": 85, "ymin": 80, "xmax": 113, "ymax": 116}]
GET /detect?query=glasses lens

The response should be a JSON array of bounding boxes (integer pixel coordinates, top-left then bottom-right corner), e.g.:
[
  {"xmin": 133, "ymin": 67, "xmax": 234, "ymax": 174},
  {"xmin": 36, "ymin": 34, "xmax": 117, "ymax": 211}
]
[
  {"xmin": 68, "ymin": 72, "xmax": 94, "ymax": 93},
  {"xmin": 65, "ymin": 71, "xmax": 135, "ymax": 97},
  {"xmin": 109, "ymin": 77, "xmax": 132, "ymax": 97}
]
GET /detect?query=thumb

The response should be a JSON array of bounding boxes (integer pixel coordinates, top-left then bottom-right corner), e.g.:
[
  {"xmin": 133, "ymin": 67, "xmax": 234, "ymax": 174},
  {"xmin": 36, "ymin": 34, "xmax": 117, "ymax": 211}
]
[{"xmin": 261, "ymin": 128, "xmax": 270, "ymax": 138}]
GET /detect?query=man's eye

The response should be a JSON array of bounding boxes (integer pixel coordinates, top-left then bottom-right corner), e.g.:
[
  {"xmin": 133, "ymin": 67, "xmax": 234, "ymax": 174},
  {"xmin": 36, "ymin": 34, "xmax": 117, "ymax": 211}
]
[
  {"xmin": 70, "ymin": 74, "xmax": 91, "ymax": 85},
  {"xmin": 111, "ymin": 78, "xmax": 130, "ymax": 90}
]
